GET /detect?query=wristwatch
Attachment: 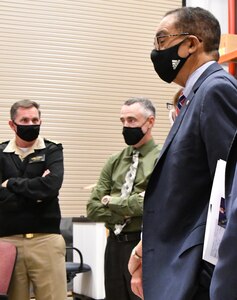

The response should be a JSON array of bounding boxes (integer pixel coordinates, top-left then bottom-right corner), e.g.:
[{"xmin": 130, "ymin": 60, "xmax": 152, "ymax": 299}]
[
  {"xmin": 101, "ymin": 196, "xmax": 111, "ymax": 206},
  {"xmin": 131, "ymin": 247, "xmax": 142, "ymax": 260}
]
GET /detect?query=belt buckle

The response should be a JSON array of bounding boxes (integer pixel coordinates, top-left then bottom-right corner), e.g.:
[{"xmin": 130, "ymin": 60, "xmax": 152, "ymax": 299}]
[
  {"xmin": 117, "ymin": 234, "xmax": 128, "ymax": 242},
  {"xmin": 24, "ymin": 233, "xmax": 34, "ymax": 239},
  {"xmin": 124, "ymin": 234, "xmax": 129, "ymax": 242},
  {"xmin": 116, "ymin": 234, "xmax": 123, "ymax": 242}
]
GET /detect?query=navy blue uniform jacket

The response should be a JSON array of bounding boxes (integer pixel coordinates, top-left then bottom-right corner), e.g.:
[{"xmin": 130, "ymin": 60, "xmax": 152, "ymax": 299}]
[{"xmin": 142, "ymin": 63, "xmax": 237, "ymax": 300}]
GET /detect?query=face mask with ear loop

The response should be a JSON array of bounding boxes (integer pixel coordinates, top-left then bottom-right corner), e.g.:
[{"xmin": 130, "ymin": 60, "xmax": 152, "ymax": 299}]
[
  {"xmin": 13, "ymin": 121, "xmax": 40, "ymax": 142},
  {"xmin": 122, "ymin": 118, "xmax": 149, "ymax": 146},
  {"xmin": 150, "ymin": 39, "xmax": 191, "ymax": 83}
]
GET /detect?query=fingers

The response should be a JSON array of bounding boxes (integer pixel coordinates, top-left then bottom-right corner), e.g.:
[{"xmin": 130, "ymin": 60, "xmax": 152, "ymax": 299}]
[
  {"xmin": 131, "ymin": 266, "xmax": 144, "ymax": 299},
  {"xmin": 42, "ymin": 169, "xmax": 50, "ymax": 177},
  {"xmin": 128, "ymin": 254, "xmax": 141, "ymax": 275},
  {"xmin": 1, "ymin": 179, "xmax": 8, "ymax": 188}
]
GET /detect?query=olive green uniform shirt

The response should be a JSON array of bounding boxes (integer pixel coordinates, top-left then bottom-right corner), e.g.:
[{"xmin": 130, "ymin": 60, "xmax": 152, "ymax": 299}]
[{"xmin": 87, "ymin": 138, "xmax": 161, "ymax": 233}]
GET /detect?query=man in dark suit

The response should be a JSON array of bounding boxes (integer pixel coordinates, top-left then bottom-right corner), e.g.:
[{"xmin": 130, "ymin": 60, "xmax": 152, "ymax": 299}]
[
  {"xmin": 128, "ymin": 7, "xmax": 237, "ymax": 300},
  {"xmin": 210, "ymin": 131, "xmax": 237, "ymax": 299}
]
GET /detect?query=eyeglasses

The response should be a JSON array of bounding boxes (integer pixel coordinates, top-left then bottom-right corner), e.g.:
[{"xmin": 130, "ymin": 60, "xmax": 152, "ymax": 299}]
[
  {"xmin": 166, "ymin": 103, "xmax": 174, "ymax": 110},
  {"xmin": 154, "ymin": 33, "xmax": 189, "ymax": 50}
]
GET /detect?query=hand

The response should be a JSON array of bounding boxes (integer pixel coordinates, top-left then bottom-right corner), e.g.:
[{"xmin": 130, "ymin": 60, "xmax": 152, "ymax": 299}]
[
  {"xmin": 128, "ymin": 241, "xmax": 142, "ymax": 275},
  {"xmin": 130, "ymin": 264, "xmax": 143, "ymax": 299},
  {"xmin": 42, "ymin": 169, "xmax": 50, "ymax": 177},
  {"xmin": 128, "ymin": 247, "xmax": 142, "ymax": 275},
  {"xmin": 101, "ymin": 195, "xmax": 111, "ymax": 206},
  {"xmin": 128, "ymin": 241, "xmax": 143, "ymax": 298},
  {"xmin": 139, "ymin": 191, "xmax": 145, "ymax": 198},
  {"xmin": 1, "ymin": 179, "xmax": 8, "ymax": 188}
]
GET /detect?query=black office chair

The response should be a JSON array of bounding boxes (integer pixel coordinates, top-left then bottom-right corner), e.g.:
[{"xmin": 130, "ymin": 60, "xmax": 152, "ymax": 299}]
[
  {"xmin": 66, "ymin": 246, "xmax": 91, "ymax": 283},
  {"xmin": 0, "ymin": 241, "xmax": 17, "ymax": 300},
  {"xmin": 60, "ymin": 218, "xmax": 91, "ymax": 284}
]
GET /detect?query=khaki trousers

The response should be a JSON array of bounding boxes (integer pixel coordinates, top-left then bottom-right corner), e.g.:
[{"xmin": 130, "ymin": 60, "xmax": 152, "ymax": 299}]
[{"xmin": 0, "ymin": 234, "xmax": 67, "ymax": 300}]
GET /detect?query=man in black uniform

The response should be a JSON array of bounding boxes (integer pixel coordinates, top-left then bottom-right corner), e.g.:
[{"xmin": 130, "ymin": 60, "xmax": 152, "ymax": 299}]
[{"xmin": 0, "ymin": 99, "xmax": 67, "ymax": 300}]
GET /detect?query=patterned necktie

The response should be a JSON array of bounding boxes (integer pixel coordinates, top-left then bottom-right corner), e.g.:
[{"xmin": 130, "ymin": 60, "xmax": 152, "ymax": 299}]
[
  {"xmin": 120, "ymin": 150, "xmax": 139, "ymax": 199},
  {"xmin": 176, "ymin": 92, "xmax": 186, "ymax": 115},
  {"xmin": 114, "ymin": 150, "xmax": 139, "ymax": 235}
]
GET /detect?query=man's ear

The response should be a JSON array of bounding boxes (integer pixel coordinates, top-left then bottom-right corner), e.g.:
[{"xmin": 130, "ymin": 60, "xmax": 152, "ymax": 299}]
[
  {"xmin": 179, "ymin": 37, "xmax": 198, "ymax": 58},
  {"xmin": 187, "ymin": 35, "xmax": 200, "ymax": 54},
  {"xmin": 148, "ymin": 115, "xmax": 155, "ymax": 128},
  {"xmin": 9, "ymin": 120, "xmax": 16, "ymax": 131}
]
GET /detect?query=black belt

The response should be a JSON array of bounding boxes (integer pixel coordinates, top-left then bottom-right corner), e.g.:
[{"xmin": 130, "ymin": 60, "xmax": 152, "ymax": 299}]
[{"xmin": 109, "ymin": 230, "xmax": 141, "ymax": 242}]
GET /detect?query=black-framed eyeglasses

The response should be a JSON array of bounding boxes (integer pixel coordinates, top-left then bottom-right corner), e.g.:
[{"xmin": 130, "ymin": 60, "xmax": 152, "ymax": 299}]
[
  {"xmin": 166, "ymin": 103, "xmax": 174, "ymax": 110},
  {"xmin": 154, "ymin": 33, "xmax": 189, "ymax": 50}
]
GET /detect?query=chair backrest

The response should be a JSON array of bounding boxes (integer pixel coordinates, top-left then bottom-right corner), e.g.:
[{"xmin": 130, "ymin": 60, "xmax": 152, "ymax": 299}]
[{"xmin": 0, "ymin": 241, "xmax": 17, "ymax": 297}]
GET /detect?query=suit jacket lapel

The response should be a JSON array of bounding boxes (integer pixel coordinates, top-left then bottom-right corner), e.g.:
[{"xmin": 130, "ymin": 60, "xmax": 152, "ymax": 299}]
[{"xmin": 156, "ymin": 62, "xmax": 222, "ymax": 166}]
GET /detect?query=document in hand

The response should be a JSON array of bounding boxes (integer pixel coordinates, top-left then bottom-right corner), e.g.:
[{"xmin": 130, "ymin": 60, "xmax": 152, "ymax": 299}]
[{"xmin": 202, "ymin": 159, "xmax": 226, "ymax": 265}]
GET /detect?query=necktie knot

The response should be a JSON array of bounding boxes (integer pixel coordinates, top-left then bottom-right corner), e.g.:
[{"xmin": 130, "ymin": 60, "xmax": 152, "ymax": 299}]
[{"xmin": 132, "ymin": 150, "xmax": 139, "ymax": 161}]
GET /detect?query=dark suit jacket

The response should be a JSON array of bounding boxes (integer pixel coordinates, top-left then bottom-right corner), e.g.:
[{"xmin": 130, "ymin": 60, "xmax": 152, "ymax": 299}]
[
  {"xmin": 142, "ymin": 63, "xmax": 237, "ymax": 300},
  {"xmin": 210, "ymin": 131, "xmax": 237, "ymax": 299}
]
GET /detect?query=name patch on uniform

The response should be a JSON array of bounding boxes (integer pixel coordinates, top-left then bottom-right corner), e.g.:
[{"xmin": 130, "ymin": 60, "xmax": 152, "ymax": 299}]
[{"xmin": 29, "ymin": 154, "xmax": 45, "ymax": 163}]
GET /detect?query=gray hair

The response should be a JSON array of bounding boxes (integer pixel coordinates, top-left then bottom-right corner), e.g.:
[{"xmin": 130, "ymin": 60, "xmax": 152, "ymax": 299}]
[
  {"xmin": 123, "ymin": 97, "xmax": 156, "ymax": 118},
  {"xmin": 10, "ymin": 99, "xmax": 41, "ymax": 120}
]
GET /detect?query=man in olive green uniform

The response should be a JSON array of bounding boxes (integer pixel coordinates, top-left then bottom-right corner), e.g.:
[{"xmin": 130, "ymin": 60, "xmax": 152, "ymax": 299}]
[{"xmin": 87, "ymin": 97, "xmax": 160, "ymax": 300}]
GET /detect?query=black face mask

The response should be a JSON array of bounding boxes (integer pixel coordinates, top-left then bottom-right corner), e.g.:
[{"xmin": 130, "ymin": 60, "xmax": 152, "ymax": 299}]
[
  {"xmin": 150, "ymin": 39, "xmax": 190, "ymax": 83},
  {"xmin": 14, "ymin": 122, "xmax": 40, "ymax": 142},
  {"xmin": 122, "ymin": 127, "xmax": 144, "ymax": 146},
  {"xmin": 122, "ymin": 119, "xmax": 148, "ymax": 146}
]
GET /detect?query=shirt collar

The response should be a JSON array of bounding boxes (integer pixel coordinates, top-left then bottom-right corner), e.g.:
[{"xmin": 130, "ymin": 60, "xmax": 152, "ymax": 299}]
[
  {"xmin": 183, "ymin": 61, "xmax": 215, "ymax": 98},
  {"xmin": 4, "ymin": 136, "xmax": 46, "ymax": 158},
  {"xmin": 132, "ymin": 138, "xmax": 156, "ymax": 157}
]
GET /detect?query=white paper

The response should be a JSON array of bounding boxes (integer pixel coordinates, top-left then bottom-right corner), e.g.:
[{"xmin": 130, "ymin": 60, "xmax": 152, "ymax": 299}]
[{"xmin": 202, "ymin": 159, "xmax": 226, "ymax": 265}]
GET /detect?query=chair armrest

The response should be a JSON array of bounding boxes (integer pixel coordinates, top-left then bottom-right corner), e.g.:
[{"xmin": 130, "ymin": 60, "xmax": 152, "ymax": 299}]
[
  {"xmin": 66, "ymin": 246, "xmax": 84, "ymax": 269},
  {"xmin": 65, "ymin": 246, "xmax": 91, "ymax": 282}
]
